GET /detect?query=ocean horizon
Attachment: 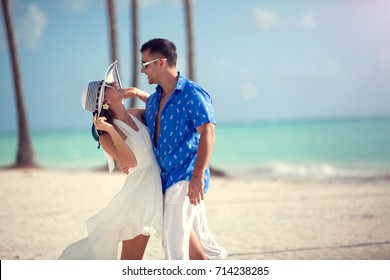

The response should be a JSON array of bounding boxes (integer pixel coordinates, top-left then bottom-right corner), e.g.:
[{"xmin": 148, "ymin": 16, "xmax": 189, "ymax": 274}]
[{"xmin": 1, "ymin": 117, "xmax": 390, "ymax": 182}]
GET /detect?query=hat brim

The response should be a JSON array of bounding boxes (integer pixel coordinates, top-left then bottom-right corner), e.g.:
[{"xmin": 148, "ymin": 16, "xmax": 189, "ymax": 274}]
[
  {"xmin": 105, "ymin": 60, "xmax": 123, "ymax": 88},
  {"xmin": 97, "ymin": 61, "xmax": 122, "ymax": 116}
]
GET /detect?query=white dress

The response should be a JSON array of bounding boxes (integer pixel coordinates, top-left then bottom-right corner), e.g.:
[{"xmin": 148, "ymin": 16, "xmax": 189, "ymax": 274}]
[{"xmin": 59, "ymin": 114, "xmax": 163, "ymax": 259}]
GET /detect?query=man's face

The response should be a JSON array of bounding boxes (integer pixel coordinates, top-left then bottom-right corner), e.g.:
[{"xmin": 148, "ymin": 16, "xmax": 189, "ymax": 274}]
[{"xmin": 141, "ymin": 50, "xmax": 160, "ymax": 85}]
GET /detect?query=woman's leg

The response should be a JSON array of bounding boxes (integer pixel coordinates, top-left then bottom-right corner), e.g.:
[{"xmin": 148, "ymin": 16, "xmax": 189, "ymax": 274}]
[
  {"xmin": 192, "ymin": 201, "xmax": 227, "ymax": 260},
  {"xmin": 121, "ymin": 234, "xmax": 150, "ymax": 260},
  {"xmin": 189, "ymin": 229, "xmax": 207, "ymax": 260}
]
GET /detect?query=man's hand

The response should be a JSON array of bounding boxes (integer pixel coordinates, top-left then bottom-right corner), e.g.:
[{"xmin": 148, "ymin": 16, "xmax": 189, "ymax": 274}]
[{"xmin": 187, "ymin": 174, "xmax": 204, "ymax": 206}]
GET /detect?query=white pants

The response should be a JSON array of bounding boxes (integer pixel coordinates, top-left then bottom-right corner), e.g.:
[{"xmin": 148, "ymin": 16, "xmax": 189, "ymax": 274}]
[{"xmin": 163, "ymin": 180, "xmax": 227, "ymax": 260}]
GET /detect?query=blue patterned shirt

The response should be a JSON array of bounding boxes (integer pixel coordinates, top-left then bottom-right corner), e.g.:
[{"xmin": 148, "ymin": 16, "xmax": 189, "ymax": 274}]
[{"xmin": 145, "ymin": 73, "xmax": 216, "ymax": 193}]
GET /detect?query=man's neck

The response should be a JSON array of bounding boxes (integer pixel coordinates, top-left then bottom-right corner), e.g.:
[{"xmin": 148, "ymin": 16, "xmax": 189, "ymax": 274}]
[{"xmin": 160, "ymin": 70, "xmax": 179, "ymax": 97}]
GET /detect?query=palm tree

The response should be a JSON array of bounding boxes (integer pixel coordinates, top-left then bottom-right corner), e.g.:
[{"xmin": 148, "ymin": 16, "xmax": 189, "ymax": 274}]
[
  {"xmin": 104, "ymin": 0, "xmax": 123, "ymax": 171},
  {"xmin": 129, "ymin": 0, "xmax": 139, "ymax": 107},
  {"xmin": 106, "ymin": 0, "xmax": 119, "ymax": 63},
  {"xmin": 1, "ymin": 0, "xmax": 39, "ymax": 168},
  {"xmin": 183, "ymin": 0, "xmax": 225, "ymax": 177},
  {"xmin": 184, "ymin": 0, "xmax": 195, "ymax": 81}
]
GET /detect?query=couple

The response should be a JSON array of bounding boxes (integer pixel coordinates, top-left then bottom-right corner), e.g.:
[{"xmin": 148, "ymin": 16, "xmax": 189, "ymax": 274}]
[{"xmin": 59, "ymin": 38, "xmax": 227, "ymax": 260}]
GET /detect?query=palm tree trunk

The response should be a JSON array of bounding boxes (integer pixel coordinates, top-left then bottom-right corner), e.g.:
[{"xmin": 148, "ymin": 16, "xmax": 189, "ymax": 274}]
[
  {"xmin": 184, "ymin": 0, "xmax": 195, "ymax": 81},
  {"xmin": 130, "ymin": 0, "xmax": 139, "ymax": 107},
  {"xmin": 1, "ymin": 0, "xmax": 39, "ymax": 168},
  {"xmin": 183, "ymin": 0, "xmax": 224, "ymax": 177},
  {"xmin": 106, "ymin": 0, "xmax": 119, "ymax": 63},
  {"xmin": 103, "ymin": 0, "xmax": 120, "ymax": 172}
]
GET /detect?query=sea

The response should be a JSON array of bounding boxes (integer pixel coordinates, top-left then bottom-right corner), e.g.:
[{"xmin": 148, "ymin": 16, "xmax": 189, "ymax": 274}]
[{"xmin": 1, "ymin": 118, "xmax": 390, "ymax": 183}]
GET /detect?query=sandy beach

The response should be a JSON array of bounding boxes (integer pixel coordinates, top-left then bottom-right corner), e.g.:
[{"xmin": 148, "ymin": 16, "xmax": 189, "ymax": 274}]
[{"xmin": 0, "ymin": 168, "xmax": 389, "ymax": 260}]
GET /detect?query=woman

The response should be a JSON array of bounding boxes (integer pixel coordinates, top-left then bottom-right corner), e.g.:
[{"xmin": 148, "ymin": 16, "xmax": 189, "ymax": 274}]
[{"xmin": 59, "ymin": 62, "xmax": 163, "ymax": 260}]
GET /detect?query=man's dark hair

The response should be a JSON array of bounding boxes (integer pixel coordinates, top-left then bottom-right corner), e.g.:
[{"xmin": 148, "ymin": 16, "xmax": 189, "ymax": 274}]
[{"xmin": 141, "ymin": 38, "xmax": 177, "ymax": 66}]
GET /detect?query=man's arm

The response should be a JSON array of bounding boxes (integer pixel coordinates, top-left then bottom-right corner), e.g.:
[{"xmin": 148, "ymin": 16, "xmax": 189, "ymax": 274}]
[{"xmin": 187, "ymin": 122, "xmax": 215, "ymax": 206}]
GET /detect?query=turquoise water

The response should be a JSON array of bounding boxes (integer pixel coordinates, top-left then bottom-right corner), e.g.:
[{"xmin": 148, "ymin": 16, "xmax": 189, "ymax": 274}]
[
  {"xmin": 1, "ymin": 118, "xmax": 390, "ymax": 180},
  {"xmin": 213, "ymin": 118, "xmax": 390, "ymax": 180},
  {"xmin": 0, "ymin": 129, "xmax": 106, "ymax": 170}
]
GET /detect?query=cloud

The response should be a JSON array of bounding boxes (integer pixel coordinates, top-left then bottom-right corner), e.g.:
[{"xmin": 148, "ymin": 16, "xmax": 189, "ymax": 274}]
[
  {"xmin": 139, "ymin": 0, "xmax": 183, "ymax": 9},
  {"xmin": 253, "ymin": 7, "xmax": 317, "ymax": 31},
  {"xmin": 57, "ymin": 0, "xmax": 93, "ymax": 12},
  {"xmin": 253, "ymin": 7, "xmax": 278, "ymax": 31},
  {"xmin": 325, "ymin": 58, "xmax": 343, "ymax": 75},
  {"xmin": 55, "ymin": 0, "xmax": 184, "ymax": 12},
  {"xmin": 15, "ymin": 3, "xmax": 47, "ymax": 50},
  {"xmin": 55, "ymin": 0, "xmax": 126, "ymax": 13},
  {"xmin": 215, "ymin": 58, "xmax": 232, "ymax": 82},
  {"xmin": 240, "ymin": 82, "xmax": 258, "ymax": 100},
  {"xmin": 380, "ymin": 48, "xmax": 389, "ymax": 64},
  {"xmin": 287, "ymin": 13, "xmax": 317, "ymax": 29}
]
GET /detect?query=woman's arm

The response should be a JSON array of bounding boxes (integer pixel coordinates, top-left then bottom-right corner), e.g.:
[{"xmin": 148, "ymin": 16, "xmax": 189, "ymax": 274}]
[
  {"xmin": 124, "ymin": 87, "xmax": 149, "ymax": 103},
  {"xmin": 93, "ymin": 115, "xmax": 137, "ymax": 168}
]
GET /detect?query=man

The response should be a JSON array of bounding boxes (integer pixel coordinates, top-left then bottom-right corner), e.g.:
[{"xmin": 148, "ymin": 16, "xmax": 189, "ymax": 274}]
[{"xmin": 127, "ymin": 38, "xmax": 226, "ymax": 260}]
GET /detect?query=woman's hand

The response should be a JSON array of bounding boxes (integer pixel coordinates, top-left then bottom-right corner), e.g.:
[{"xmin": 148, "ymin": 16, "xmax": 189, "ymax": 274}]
[
  {"xmin": 93, "ymin": 114, "xmax": 113, "ymax": 133},
  {"xmin": 115, "ymin": 160, "xmax": 129, "ymax": 174}
]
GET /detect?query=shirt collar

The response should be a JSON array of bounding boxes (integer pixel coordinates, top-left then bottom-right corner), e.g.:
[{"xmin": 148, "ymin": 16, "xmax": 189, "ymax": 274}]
[{"xmin": 155, "ymin": 72, "xmax": 186, "ymax": 96}]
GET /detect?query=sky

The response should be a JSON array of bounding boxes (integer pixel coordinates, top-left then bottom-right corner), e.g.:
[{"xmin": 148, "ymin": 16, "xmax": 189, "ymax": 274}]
[{"xmin": 1, "ymin": 0, "xmax": 390, "ymax": 133}]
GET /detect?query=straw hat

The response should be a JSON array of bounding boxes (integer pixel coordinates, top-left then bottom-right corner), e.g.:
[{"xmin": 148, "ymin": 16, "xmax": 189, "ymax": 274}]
[
  {"xmin": 81, "ymin": 61, "xmax": 122, "ymax": 116},
  {"xmin": 81, "ymin": 61, "xmax": 123, "ymax": 142}
]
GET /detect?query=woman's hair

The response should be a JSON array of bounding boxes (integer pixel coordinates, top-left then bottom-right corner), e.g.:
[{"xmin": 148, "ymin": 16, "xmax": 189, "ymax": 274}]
[
  {"xmin": 97, "ymin": 98, "xmax": 114, "ymax": 136},
  {"xmin": 140, "ymin": 38, "xmax": 177, "ymax": 66}
]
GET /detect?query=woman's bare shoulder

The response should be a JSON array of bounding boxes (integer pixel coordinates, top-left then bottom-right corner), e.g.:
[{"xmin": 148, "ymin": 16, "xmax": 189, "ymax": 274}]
[{"xmin": 127, "ymin": 108, "xmax": 145, "ymax": 123}]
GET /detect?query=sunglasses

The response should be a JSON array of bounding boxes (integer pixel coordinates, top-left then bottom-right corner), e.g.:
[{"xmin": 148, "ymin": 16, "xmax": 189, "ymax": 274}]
[
  {"xmin": 140, "ymin": 58, "xmax": 167, "ymax": 71},
  {"xmin": 105, "ymin": 83, "xmax": 117, "ymax": 89}
]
